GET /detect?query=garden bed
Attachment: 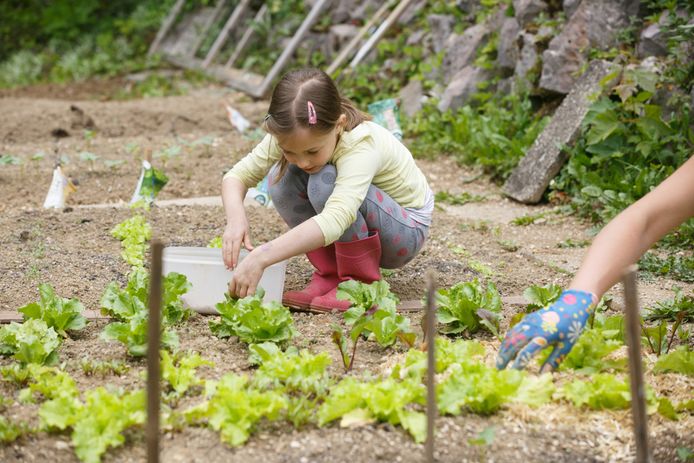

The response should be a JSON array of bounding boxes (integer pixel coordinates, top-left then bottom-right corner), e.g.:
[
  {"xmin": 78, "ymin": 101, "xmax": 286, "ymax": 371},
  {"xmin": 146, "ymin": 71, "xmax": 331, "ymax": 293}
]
[{"xmin": 0, "ymin": 80, "xmax": 692, "ymax": 462}]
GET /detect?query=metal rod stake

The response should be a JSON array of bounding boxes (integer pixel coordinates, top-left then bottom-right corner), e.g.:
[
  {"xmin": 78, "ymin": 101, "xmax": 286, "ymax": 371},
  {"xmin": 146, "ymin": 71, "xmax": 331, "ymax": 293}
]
[
  {"xmin": 147, "ymin": 240, "xmax": 163, "ymax": 463},
  {"xmin": 622, "ymin": 264, "xmax": 651, "ymax": 463},
  {"xmin": 425, "ymin": 270, "xmax": 437, "ymax": 463}
]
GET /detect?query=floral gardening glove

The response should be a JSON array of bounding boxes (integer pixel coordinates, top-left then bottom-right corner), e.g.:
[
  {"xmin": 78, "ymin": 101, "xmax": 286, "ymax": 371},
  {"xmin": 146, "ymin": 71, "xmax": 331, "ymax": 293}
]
[{"xmin": 496, "ymin": 289, "xmax": 596, "ymax": 372}]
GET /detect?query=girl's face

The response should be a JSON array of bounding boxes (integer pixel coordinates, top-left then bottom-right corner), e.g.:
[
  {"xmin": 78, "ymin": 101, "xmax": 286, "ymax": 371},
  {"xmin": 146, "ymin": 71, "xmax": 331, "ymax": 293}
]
[{"xmin": 277, "ymin": 115, "xmax": 346, "ymax": 174}]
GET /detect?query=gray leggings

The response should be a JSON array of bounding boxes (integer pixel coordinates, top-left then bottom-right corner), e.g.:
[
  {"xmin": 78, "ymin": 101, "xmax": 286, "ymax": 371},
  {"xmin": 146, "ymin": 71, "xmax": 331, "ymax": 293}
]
[{"xmin": 268, "ymin": 164, "xmax": 429, "ymax": 269}]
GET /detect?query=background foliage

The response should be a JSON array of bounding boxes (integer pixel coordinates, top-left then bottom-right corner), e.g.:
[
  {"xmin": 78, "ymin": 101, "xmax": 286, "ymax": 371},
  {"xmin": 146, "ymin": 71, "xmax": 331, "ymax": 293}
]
[{"xmin": 0, "ymin": 0, "xmax": 692, "ymax": 250}]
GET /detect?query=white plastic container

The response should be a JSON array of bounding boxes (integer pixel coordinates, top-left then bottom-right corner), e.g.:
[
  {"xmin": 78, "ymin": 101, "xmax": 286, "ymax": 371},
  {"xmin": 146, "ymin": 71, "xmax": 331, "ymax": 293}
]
[{"xmin": 162, "ymin": 247, "xmax": 287, "ymax": 314}]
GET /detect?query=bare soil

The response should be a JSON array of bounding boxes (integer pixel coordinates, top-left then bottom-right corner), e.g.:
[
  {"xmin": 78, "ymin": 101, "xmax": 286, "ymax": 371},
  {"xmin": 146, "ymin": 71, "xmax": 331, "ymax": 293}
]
[{"xmin": 0, "ymin": 79, "xmax": 692, "ymax": 463}]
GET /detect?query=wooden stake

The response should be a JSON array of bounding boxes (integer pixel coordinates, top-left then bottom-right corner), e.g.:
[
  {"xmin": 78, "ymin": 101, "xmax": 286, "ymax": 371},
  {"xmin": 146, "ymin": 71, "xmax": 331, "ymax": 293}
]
[
  {"xmin": 148, "ymin": 0, "xmax": 186, "ymax": 57},
  {"xmin": 622, "ymin": 265, "xmax": 651, "ymax": 463},
  {"xmin": 147, "ymin": 240, "xmax": 163, "ymax": 463},
  {"xmin": 425, "ymin": 270, "xmax": 437, "ymax": 463},
  {"xmin": 349, "ymin": 0, "xmax": 417, "ymax": 69},
  {"xmin": 326, "ymin": 0, "xmax": 395, "ymax": 76},
  {"xmin": 225, "ymin": 4, "xmax": 268, "ymax": 69},
  {"xmin": 255, "ymin": 0, "xmax": 331, "ymax": 98},
  {"xmin": 202, "ymin": 0, "xmax": 251, "ymax": 68},
  {"xmin": 187, "ymin": 0, "xmax": 229, "ymax": 59}
]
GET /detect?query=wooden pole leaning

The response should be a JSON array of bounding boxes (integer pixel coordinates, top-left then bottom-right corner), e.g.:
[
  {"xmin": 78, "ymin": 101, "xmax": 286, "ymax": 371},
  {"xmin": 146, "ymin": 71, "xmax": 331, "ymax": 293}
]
[
  {"xmin": 326, "ymin": 0, "xmax": 395, "ymax": 76},
  {"xmin": 147, "ymin": 240, "xmax": 163, "ymax": 463},
  {"xmin": 254, "ymin": 0, "xmax": 331, "ymax": 98},
  {"xmin": 202, "ymin": 0, "xmax": 252, "ymax": 68},
  {"xmin": 187, "ymin": 0, "xmax": 229, "ymax": 59},
  {"xmin": 225, "ymin": 4, "xmax": 269, "ymax": 69},
  {"xmin": 148, "ymin": 0, "xmax": 186, "ymax": 57},
  {"xmin": 622, "ymin": 265, "xmax": 651, "ymax": 463},
  {"xmin": 425, "ymin": 270, "xmax": 437, "ymax": 463},
  {"xmin": 348, "ymin": 0, "xmax": 416, "ymax": 69}
]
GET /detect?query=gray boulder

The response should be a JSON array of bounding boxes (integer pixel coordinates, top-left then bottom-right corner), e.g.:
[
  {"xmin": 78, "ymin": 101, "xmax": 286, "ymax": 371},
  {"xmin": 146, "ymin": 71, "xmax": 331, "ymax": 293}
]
[
  {"xmin": 503, "ymin": 60, "xmax": 621, "ymax": 203},
  {"xmin": 497, "ymin": 18, "xmax": 521, "ymax": 71},
  {"xmin": 539, "ymin": 0, "xmax": 631, "ymax": 94},
  {"xmin": 637, "ymin": 11, "xmax": 672, "ymax": 58},
  {"xmin": 563, "ymin": 0, "xmax": 582, "ymax": 18},
  {"xmin": 441, "ymin": 24, "xmax": 489, "ymax": 82},
  {"xmin": 428, "ymin": 14, "xmax": 457, "ymax": 53},
  {"xmin": 400, "ymin": 80, "xmax": 425, "ymax": 117},
  {"xmin": 437, "ymin": 66, "xmax": 491, "ymax": 112},
  {"xmin": 514, "ymin": 32, "xmax": 540, "ymax": 83},
  {"xmin": 514, "ymin": 0, "xmax": 549, "ymax": 28}
]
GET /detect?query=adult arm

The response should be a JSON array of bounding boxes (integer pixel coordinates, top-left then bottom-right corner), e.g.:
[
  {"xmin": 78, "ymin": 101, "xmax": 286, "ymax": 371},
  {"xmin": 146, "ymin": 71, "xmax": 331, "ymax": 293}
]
[
  {"xmin": 497, "ymin": 155, "xmax": 694, "ymax": 372},
  {"xmin": 570, "ymin": 154, "xmax": 694, "ymax": 298}
]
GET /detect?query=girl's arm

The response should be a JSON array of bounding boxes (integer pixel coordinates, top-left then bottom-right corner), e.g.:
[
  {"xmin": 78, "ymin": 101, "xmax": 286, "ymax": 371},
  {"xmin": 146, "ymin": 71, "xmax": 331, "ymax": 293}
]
[
  {"xmin": 255, "ymin": 219, "xmax": 325, "ymax": 266},
  {"xmin": 228, "ymin": 217, "xmax": 325, "ymax": 298},
  {"xmin": 221, "ymin": 176, "xmax": 253, "ymax": 269},
  {"xmin": 570, "ymin": 155, "xmax": 694, "ymax": 298}
]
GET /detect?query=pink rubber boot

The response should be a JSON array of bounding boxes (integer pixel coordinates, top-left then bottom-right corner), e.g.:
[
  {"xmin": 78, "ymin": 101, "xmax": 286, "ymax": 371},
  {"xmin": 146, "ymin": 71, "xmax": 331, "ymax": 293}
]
[
  {"xmin": 309, "ymin": 232, "xmax": 382, "ymax": 312},
  {"xmin": 282, "ymin": 245, "xmax": 340, "ymax": 310}
]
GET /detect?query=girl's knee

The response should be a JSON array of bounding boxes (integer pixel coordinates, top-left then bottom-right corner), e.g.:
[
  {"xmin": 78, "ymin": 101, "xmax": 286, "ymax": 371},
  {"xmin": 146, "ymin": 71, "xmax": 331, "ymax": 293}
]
[{"xmin": 308, "ymin": 165, "xmax": 337, "ymax": 212}]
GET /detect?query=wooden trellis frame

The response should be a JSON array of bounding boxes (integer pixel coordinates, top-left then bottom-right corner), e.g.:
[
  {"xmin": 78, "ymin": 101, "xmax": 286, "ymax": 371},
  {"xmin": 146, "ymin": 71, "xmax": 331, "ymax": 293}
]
[
  {"xmin": 149, "ymin": 0, "xmax": 330, "ymax": 98},
  {"xmin": 149, "ymin": 0, "xmax": 416, "ymax": 98}
]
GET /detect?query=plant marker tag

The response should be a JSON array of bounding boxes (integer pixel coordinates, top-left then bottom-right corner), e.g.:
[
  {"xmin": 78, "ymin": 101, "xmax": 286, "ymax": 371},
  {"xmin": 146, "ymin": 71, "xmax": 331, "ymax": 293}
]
[
  {"xmin": 131, "ymin": 160, "xmax": 169, "ymax": 204},
  {"xmin": 225, "ymin": 103, "xmax": 251, "ymax": 133},
  {"xmin": 43, "ymin": 165, "xmax": 77, "ymax": 209},
  {"xmin": 368, "ymin": 98, "xmax": 403, "ymax": 140},
  {"xmin": 244, "ymin": 175, "xmax": 273, "ymax": 208}
]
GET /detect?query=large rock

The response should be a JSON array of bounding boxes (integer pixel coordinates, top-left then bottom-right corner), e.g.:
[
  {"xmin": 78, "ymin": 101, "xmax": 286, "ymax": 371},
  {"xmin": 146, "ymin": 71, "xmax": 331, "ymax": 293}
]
[
  {"xmin": 539, "ymin": 0, "xmax": 631, "ymax": 94},
  {"xmin": 514, "ymin": 0, "xmax": 549, "ymax": 28},
  {"xmin": 514, "ymin": 32, "xmax": 540, "ymax": 85},
  {"xmin": 637, "ymin": 16, "xmax": 669, "ymax": 58},
  {"xmin": 563, "ymin": 0, "xmax": 582, "ymax": 18},
  {"xmin": 406, "ymin": 29, "xmax": 428, "ymax": 47},
  {"xmin": 437, "ymin": 66, "xmax": 490, "ymax": 112},
  {"xmin": 329, "ymin": 24, "xmax": 358, "ymax": 55},
  {"xmin": 503, "ymin": 60, "xmax": 620, "ymax": 203},
  {"xmin": 441, "ymin": 24, "xmax": 489, "ymax": 82},
  {"xmin": 636, "ymin": 11, "xmax": 669, "ymax": 58},
  {"xmin": 428, "ymin": 14, "xmax": 456, "ymax": 53},
  {"xmin": 497, "ymin": 18, "xmax": 521, "ymax": 71},
  {"xmin": 399, "ymin": 80, "xmax": 424, "ymax": 117}
]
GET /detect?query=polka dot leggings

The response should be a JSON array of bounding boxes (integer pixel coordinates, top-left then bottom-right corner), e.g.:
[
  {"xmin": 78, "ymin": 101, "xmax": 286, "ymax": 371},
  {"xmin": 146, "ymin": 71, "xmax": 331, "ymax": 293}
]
[{"xmin": 268, "ymin": 163, "xmax": 429, "ymax": 269}]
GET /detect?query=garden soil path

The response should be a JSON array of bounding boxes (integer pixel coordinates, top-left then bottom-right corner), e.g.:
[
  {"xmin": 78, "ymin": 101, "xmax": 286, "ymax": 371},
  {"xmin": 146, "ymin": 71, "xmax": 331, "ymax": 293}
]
[{"xmin": 0, "ymin": 79, "xmax": 691, "ymax": 462}]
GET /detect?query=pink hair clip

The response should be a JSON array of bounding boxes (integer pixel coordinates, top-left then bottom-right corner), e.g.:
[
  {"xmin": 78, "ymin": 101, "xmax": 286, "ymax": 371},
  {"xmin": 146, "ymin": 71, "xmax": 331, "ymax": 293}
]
[{"xmin": 307, "ymin": 101, "xmax": 317, "ymax": 125}]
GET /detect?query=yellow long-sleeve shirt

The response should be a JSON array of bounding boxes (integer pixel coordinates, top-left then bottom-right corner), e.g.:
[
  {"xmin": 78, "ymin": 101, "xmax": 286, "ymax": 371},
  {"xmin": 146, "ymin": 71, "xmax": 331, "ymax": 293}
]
[{"xmin": 224, "ymin": 121, "xmax": 431, "ymax": 245}]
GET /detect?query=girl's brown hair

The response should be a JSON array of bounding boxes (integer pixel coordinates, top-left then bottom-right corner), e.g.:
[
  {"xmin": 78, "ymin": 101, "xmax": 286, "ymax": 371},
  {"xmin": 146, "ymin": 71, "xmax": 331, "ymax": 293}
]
[{"xmin": 263, "ymin": 68, "xmax": 371, "ymax": 179}]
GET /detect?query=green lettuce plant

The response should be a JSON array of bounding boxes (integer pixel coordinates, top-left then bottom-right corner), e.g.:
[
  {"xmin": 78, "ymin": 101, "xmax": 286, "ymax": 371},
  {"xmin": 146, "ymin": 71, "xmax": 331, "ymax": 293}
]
[
  {"xmin": 210, "ymin": 290, "xmax": 296, "ymax": 346},
  {"xmin": 18, "ymin": 283, "xmax": 87, "ymax": 337},
  {"xmin": 435, "ymin": 279, "xmax": 502, "ymax": 336},
  {"xmin": 0, "ymin": 319, "xmax": 61, "ymax": 366}
]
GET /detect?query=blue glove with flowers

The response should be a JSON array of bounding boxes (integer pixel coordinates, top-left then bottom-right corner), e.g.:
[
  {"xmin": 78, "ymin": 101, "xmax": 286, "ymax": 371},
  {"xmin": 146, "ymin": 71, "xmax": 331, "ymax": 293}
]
[{"xmin": 496, "ymin": 289, "xmax": 596, "ymax": 372}]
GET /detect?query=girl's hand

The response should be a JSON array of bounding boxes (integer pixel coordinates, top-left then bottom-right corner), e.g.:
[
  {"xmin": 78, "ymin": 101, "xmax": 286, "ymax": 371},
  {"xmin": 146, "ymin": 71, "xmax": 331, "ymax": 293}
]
[
  {"xmin": 496, "ymin": 289, "xmax": 596, "ymax": 372},
  {"xmin": 222, "ymin": 214, "xmax": 254, "ymax": 269},
  {"xmin": 227, "ymin": 249, "xmax": 265, "ymax": 298}
]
